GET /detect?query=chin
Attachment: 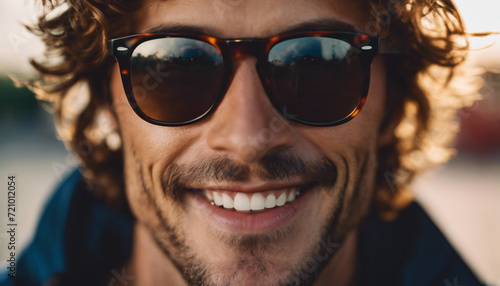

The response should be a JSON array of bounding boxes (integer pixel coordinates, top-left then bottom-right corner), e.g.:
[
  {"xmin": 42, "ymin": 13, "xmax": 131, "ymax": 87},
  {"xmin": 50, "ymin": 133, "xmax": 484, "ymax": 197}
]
[{"xmin": 174, "ymin": 187, "xmax": 337, "ymax": 286}]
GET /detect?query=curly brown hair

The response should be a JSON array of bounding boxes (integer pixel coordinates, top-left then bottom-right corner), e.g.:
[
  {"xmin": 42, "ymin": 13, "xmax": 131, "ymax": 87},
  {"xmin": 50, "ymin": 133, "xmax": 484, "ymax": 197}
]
[{"xmin": 27, "ymin": 0, "xmax": 480, "ymax": 217}]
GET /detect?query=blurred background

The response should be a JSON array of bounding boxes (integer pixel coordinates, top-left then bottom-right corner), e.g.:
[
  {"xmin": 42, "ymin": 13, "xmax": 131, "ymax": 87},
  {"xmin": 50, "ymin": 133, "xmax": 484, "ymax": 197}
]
[{"xmin": 0, "ymin": 0, "xmax": 499, "ymax": 284}]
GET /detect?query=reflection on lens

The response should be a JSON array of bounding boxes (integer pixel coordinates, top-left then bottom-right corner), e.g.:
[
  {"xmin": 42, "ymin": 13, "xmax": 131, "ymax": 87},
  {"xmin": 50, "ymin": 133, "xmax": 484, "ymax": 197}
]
[
  {"xmin": 130, "ymin": 37, "xmax": 224, "ymax": 123},
  {"xmin": 268, "ymin": 37, "xmax": 364, "ymax": 124}
]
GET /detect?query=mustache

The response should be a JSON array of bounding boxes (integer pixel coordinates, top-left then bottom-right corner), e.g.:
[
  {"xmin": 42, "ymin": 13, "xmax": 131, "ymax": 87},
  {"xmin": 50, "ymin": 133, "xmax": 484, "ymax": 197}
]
[{"xmin": 161, "ymin": 151, "xmax": 337, "ymax": 200}]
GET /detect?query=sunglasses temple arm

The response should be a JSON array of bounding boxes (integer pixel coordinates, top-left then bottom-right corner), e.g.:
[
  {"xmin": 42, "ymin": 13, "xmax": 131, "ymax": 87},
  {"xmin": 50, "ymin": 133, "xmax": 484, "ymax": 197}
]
[
  {"xmin": 108, "ymin": 40, "xmax": 115, "ymax": 56},
  {"xmin": 379, "ymin": 36, "xmax": 403, "ymax": 55}
]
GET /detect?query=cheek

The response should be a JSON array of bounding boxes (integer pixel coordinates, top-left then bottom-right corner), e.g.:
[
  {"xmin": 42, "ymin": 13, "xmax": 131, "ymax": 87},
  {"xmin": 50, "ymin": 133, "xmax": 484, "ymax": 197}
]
[
  {"xmin": 109, "ymin": 63, "xmax": 194, "ymax": 222},
  {"xmin": 296, "ymin": 57, "xmax": 387, "ymax": 225}
]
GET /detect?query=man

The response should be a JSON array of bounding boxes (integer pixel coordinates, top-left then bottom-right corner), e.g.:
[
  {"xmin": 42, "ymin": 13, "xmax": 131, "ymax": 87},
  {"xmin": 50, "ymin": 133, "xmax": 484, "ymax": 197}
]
[{"xmin": 0, "ymin": 0, "xmax": 484, "ymax": 285}]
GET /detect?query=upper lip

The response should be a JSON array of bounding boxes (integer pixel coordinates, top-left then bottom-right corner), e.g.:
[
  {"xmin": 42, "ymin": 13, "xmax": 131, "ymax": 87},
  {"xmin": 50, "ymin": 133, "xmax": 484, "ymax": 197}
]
[{"xmin": 190, "ymin": 181, "xmax": 312, "ymax": 193}]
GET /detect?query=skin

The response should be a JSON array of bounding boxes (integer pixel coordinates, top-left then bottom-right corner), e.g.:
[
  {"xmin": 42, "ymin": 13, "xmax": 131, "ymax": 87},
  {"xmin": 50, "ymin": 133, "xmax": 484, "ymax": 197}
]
[{"xmin": 108, "ymin": 0, "xmax": 392, "ymax": 285}]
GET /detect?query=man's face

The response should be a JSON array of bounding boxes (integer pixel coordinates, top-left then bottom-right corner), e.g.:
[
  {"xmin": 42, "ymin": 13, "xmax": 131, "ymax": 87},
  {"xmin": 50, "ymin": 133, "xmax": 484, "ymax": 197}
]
[{"xmin": 110, "ymin": 0, "xmax": 388, "ymax": 284}]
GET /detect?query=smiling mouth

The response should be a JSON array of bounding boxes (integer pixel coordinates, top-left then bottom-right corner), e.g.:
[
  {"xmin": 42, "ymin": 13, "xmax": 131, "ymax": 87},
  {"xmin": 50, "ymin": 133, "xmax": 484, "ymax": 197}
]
[
  {"xmin": 186, "ymin": 182, "xmax": 320, "ymax": 233},
  {"xmin": 191, "ymin": 183, "xmax": 316, "ymax": 213}
]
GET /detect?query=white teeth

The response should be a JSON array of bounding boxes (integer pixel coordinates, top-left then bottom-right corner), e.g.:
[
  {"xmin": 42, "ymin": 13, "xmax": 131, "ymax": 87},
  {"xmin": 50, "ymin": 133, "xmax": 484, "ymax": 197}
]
[
  {"xmin": 265, "ymin": 194, "xmax": 277, "ymax": 209},
  {"xmin": 205, "ymin": 191, "xmax": 213, "ymax": 202},
  {"xmin": 250, "ymin": 193, "xmax": 265, "ymax": 211},
  {"xmin": 222, "ymin": 193, "xmax": 234, "ymax": 209},
  {"xmin": 213, "ymin": 192, "xmax": 223, "ymax": 206},
  {"xmin": 202, "ymin": 189, "xmax": 302, "ymax": 212},
  {"xmin": 276, "ymin": 193, "xmax": 287, "ymax": 206},
  {"xmin": 234, "ymin": 193, "xmax": 251, "ymax": 211}
]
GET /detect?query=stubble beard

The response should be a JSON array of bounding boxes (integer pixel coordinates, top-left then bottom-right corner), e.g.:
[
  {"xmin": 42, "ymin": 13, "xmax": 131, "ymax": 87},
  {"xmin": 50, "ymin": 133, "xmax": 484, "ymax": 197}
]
[
  {"xmin": 148, "ymin": 197, "xmax": 343, "ymax": 286},
  {"xmin": 130, "ymin": 150, "xmax": 375, "ymax": 286}
]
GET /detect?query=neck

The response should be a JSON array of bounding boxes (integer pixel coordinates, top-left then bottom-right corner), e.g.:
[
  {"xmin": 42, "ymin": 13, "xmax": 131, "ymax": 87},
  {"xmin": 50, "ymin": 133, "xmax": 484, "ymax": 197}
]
[
  {"xmin": 314, "ymin": 230, "xmax": 359, "ymax": 286},
  {"xmin": 127, "ymin": 223, "xmax": 358, "ymax": 286}
]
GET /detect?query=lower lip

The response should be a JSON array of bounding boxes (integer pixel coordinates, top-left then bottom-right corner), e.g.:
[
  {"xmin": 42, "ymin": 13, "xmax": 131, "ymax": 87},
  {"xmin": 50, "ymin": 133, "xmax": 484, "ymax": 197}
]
[{"xmin": 186, "ymin": 186, "xmax": 316, "ymax": 233}]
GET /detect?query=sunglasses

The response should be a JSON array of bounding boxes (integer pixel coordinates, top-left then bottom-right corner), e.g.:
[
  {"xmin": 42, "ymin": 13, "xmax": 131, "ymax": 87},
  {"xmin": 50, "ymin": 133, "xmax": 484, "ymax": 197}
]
[{"xmin": 109, "ymin": 31, "xmax": 400, "ymax": 126}]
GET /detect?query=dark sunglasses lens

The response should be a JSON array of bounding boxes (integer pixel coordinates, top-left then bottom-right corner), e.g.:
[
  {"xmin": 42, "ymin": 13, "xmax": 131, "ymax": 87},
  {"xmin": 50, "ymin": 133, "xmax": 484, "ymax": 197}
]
[
  {"xmin": 130, "ymin": 38, "xmax": 224, "ymax": 123},
  {"xmin": 268, "ymin": 37, "xmax": 364, "ymax": 124}
]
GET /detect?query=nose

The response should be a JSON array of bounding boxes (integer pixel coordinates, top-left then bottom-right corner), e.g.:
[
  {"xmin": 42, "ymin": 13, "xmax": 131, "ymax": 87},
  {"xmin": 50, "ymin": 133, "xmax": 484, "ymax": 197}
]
[{"xmin": 206, "ymin": 57, "xmax": 295, "ymax": 163}]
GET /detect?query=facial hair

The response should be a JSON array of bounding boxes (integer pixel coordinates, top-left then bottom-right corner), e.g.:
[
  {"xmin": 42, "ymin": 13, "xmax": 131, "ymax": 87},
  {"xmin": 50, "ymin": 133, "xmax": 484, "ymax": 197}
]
[{"xmin": 132, "ymin": 149, "xmax": 372, "ymax": 286}]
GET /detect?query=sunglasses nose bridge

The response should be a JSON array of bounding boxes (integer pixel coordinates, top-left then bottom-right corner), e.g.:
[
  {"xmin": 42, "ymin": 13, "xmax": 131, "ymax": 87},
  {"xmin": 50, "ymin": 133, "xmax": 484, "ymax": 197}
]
[
  {"xmin": 225, "ymin": 39, "xmax": 267, "ymax": 61},
  {"xmin": 224, "ymin": 39, "xmax": 270, "ymax": 81},
  {"xmin": 223, "ymin": 39, "xmax": 275, "ymax": 113}
]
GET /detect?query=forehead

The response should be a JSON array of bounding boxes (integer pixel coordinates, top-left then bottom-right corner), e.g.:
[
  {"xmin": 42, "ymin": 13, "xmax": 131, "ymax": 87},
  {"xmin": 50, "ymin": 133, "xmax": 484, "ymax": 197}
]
[{"xmin": 132, "ymin": 0, "xmax": 372, "ymax": 38}]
